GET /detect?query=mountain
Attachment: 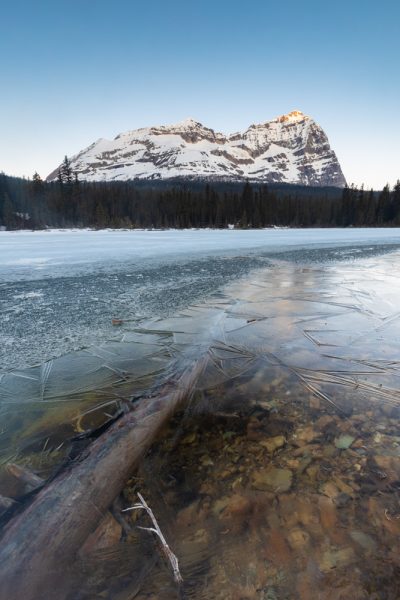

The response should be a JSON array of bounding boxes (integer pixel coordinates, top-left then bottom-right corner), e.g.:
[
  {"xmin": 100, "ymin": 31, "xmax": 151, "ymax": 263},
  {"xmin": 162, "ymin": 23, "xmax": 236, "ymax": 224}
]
[{"xmin": 47, "ymin": 111, "xmax": 346, "ymax": 187}]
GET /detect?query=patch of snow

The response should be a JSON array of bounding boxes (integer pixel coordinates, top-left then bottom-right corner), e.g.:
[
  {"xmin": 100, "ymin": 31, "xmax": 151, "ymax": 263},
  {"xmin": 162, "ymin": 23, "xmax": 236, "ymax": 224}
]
[{"xmin": 1, "ymin": 229, "xmax": 400, "ymax": 282}]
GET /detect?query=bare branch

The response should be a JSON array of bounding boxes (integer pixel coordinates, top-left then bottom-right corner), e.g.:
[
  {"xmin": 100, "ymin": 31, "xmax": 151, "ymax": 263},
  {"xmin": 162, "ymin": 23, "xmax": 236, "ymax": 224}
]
[{"xmin": 123, "ymin": 492, "xmax": 183, "ymax": 584}]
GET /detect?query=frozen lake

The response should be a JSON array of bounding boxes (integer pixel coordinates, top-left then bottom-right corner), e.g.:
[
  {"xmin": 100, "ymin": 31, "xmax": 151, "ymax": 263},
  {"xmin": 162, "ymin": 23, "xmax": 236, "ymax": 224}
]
[
  {"xmin": 2, "ymin": 228, "xmax": 400, "ymax": 280},
  {"xmin": 1, "ymin": 228, "xmax": 400, "ymax": 371}
]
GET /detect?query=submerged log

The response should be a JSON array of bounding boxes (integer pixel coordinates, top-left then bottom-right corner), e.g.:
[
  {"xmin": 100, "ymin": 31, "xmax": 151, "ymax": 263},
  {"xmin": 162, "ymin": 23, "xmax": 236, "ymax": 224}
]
[
  {"xmin": 0, "ymin": 495, "xmax": 15, "ymax": 515},
  {"xmin": 0, "ymin": 354, "xmax": 208, "ymax": 600},
  {"xmin": 6, "ymin": 463, "xmax": 45, "ymax": 494}
]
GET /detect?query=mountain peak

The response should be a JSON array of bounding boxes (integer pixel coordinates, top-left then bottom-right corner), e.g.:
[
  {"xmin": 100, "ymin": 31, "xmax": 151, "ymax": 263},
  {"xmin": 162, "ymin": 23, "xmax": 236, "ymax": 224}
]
[
  {"xmin": 170, "ymin": 117, "xmax": 203, "ymax": 129},
  {"xmin": 276, "ymin": 110, "xmax": 308, "ymax": 123}
]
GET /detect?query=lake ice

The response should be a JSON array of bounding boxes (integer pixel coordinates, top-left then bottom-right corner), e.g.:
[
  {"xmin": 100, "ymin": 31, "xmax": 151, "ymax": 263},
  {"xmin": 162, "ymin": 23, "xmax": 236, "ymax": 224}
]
[{"xmin": 1, "ymin": 228, "xmax": 400, "ymax": 371}]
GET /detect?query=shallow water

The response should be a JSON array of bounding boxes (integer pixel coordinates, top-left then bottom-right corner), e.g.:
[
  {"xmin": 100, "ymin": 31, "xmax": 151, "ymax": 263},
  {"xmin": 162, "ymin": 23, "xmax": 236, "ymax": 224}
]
[{"xmin": 1, "ymin": 246, "xmax": 400, "ymax": 598}]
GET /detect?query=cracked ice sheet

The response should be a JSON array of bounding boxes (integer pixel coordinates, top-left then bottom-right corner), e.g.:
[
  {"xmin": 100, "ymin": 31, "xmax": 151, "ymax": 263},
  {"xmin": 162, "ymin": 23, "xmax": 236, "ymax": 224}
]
[
  {"xmin": 2, "ymin": 229, "xmax": 400, "ymax": 372},
  {"xmin": 1, "ymin": 244, "xmax": 400, "ymax": 477}
]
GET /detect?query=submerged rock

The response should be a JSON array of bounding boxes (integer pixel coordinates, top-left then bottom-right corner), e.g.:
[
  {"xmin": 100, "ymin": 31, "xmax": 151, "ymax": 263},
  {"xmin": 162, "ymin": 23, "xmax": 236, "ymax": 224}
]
[
  {"xmin": 200, "ymin": 454, "xmax": 214, "ymax": 467},
  {"xmin": 294, "ymin": 426, "xmax": 319, "ymax": 445},
  {"xmin": 222, "ymin": 494, "xmax": 252, "ymax": 519},
  {"xmin": 80, "ymin": 512, "xmax": 122, "ymax": 554},
  {"xmin": 334, "ymin": 492, "xmax": 352, "ymax": 508},
  {"xmin": 259, "ymin": 435, "xmax": 286, "ymax": 453},
  {"xmin": 373, "ymin": 455, "xmax": 400, "ymax": 483},
  {"xmin": 334, "ymin": 434, "xmax": 355, "ymax": 449},
  {"xmin": 319, "ymin": 547, "xmax": 356, "ymax": 573},
  {"xmin": 318, "ymin": 496, "xmax": 337, "ymax": 531},
  {"xmin": 252, "ymin": 467, "xmax": 293, "ymax": 492},
  {"xmin": 320, "ymin": 481, "xmax": 340, "ymax": 499},
  {"xmin": 350, "ymin": 530, "xmax": 377, "ymax": 552},
  {"xmin": 212, "ymin": 497, "xmax": 231, "ymax": 516},
  {"xmin": 287, "ymin": 527, "xmax": 310, "ymax": 551},
  {"xmin": 182, "ymin": 432, "xmax": 197, "ymax": 444}
]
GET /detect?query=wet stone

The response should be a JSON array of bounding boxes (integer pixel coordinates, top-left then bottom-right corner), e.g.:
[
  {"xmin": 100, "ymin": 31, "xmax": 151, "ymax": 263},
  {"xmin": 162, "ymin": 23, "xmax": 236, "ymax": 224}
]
[
  {"xmin": 259, "ymin": 435, "xmax": 286, "ymax": 453},
  {"xmin": 319, "ymin": 546, "xmax": 356, "ymax": 573},
  {"xmin": 287, "ymin": 527, "xmax": 310, "ymax": 551},
  {"xmin": 334, "ymin": 492, "xmax": 352, "ymax": 508},
  {"xmin": 220, "ymin": 494, "xmax": 253, "ymax": 520},
  {"xmin": 176, "ymin": 500, "xmax": 200, "ymax": 527},
  {"xmin": 80, "ymin": 512, "xmax": 122, "ymax": 555},
  {"xmin": 212, "ymin": 497, "xmax": 231, "ymax": 516},
  {"xmin": 308, "ymin": 396, "xmax": 320, "ymax": 410},
  {"xmin": 334, "ymin": 434, "xmax": 356, "ymax": 449},
  {"xmin": 318, "ymin": 495, "xmax": 337, "ymax": 532},
  {"xmin": 293, "ymin": 426, "xmax": 319, "ymax": 445},
  {"xmin": 373, "ymin": 455, "xmax": 400, "ymax": 483},
  {"xmin": 333, "ymin": 476, "xmax": 355, "ymax": 495},
  {"xmin": 320, "ymin": 481, "xmax": 340, "ymax": 499},
  {"xmin": 181, "ymin": 432, "xmax": 197, "ymax": 444},
  {"xmin": 305, "ymin": 464, "xmax": 319, "ymax": 481},
  {"xmin": 252, "ymin": 467, "xmax": 293, "ymax": 493},
  {"xmin": 350, "ymin": 530, "xmax": 377, "ymax": 552},
  {"xmin": 200, "ymin": 454, "xmax": 214, "ymax": 466},
  {"xmin": 315, "ymin": 415, "xmax": 336, "ymax": 429},
  {"xmin": 246, "ymin": 417, "xmax": 264, "ymax": 441}
]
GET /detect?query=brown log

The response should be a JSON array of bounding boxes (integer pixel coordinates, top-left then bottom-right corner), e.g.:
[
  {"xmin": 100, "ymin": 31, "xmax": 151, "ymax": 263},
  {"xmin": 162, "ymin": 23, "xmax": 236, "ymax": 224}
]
[{"xmin": 0, "ymin": 354, "xmax": 208, "ymax": 600}]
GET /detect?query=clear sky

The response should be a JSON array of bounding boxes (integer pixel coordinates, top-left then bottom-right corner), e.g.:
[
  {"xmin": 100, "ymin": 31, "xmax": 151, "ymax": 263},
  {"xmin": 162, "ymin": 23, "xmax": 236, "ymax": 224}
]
[{"xmin": 1, "ymin": 0, "xmax": 399, "ymax": 189}]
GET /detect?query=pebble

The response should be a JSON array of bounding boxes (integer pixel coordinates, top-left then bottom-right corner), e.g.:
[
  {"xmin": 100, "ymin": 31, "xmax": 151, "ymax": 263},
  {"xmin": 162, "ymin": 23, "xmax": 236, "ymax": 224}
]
[
  {"xmin": 259, "ymin": 435, "xmax": 286, "ymax": 453},
  {"xmin": 182, "ymin": 432, "xmax": 197, "ymax": 444},
  {"xmin": 334, "ymin": 492, "xmax": 352, "ymax": 508},
  {"xmin": 252, "ymin": 467, "xmax": 293, "ymax": 492},
  {"xmin": 320, "ymin": 481, "xmax": 340, "ymax": 499},
  {"xmin": 350, "ymin": 530, "xmax": 377, "ymax": 552},
  {"xmin": 287, "ymin": 527, "xmax": 310, "ymax": 551},
  {"xmin": 315, "ymin": 415, "xmax": 336, "ymax": 428},
  {"xmin": 334, "ymin": 434, "xmax": 355, "ymax": 449},
  {"xmin": 200, "ymin": 455, "xmax": 214, "ymax": 466},
  {"xmin": 294, "ymin": 426, "xmax": 319, "ymax": 445},
  {"xmin": 223, "ymin": 494, "xmax": 252, "ymax": 518},
  {"xmin": 333, "ymin": 476, "xmax": 355, "ymax": 495},
  {"xmin": 374, "ymin": 455, "xmax": 400, "ymax": 483},
  {"xmin": 319, "ymin": 547, "xmax": 356, "ymax": 573}
]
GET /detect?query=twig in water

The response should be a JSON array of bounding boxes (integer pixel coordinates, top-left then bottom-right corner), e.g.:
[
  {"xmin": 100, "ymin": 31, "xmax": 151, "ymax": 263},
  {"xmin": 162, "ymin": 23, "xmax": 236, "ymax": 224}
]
[{"xmin": 123, "ymin": 492, "xmax": 183, "ymax": 584}]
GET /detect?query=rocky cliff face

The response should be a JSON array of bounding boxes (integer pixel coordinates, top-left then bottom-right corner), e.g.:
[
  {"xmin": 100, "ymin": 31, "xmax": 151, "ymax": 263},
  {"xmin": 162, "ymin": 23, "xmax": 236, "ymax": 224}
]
[{"xmin": 47, "ymin": 111, "xmax": 346, "ymax": 187}]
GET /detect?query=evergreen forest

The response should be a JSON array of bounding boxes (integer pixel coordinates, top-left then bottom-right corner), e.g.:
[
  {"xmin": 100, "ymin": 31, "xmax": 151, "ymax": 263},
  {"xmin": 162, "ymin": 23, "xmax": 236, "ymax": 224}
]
[{"xmin": 1, "ymin": 158, "xmax": 400, "ymax": 230}]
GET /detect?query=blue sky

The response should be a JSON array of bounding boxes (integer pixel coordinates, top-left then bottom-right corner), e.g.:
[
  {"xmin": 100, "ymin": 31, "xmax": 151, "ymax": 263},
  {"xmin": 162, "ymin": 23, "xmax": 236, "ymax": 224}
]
[{"xmin": 1, "ymin": 0, "xmax": 399, "ymax": 189}]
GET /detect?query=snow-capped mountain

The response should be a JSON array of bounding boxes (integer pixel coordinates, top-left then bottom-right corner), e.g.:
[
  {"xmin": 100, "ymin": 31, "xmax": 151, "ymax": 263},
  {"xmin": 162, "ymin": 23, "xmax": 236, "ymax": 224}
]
[{"xmin": 47, "ymin": 111, "xmax": 346, "ymax": 187}]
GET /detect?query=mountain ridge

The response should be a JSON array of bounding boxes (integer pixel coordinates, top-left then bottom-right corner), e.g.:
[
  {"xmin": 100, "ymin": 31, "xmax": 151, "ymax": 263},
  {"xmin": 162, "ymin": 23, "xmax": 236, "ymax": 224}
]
[{"xmin": 47, "ymin": 111, "xmax": 346, "ymax": 187}]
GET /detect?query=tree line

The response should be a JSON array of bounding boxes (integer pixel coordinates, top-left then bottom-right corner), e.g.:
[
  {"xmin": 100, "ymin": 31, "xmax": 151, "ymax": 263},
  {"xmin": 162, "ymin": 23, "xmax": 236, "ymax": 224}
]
[{"xmin": 1, "ymin": 158, "xmax": 400, "ymax": 230}]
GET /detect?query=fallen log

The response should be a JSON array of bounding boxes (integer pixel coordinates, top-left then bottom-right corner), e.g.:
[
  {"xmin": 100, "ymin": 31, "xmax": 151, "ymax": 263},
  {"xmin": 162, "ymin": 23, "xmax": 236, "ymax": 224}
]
[
  {"xmin": 0, "ymin": 353, "xmax": 208, "ymax": 600},
  {"xmin": 6, "ymin": 463, "xmax": 45, "ymax": 494}
]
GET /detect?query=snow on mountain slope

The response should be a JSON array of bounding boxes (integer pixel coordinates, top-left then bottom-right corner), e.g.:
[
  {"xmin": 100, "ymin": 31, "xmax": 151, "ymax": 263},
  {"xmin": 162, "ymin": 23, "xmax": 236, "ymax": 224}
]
[{"xmin": 47, "ymin": 111, "xmax": 346, "ymax": 187}]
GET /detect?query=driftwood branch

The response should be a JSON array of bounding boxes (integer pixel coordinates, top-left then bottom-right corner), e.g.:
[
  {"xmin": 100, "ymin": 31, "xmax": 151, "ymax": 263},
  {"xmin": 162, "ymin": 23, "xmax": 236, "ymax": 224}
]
[
  {"xmin": 123, "ymin": 492, "xmax": 183, "ymax": 584},
  {"xmin": 0, "ymin": 354, "xmax": 208, "ymax": 600}
]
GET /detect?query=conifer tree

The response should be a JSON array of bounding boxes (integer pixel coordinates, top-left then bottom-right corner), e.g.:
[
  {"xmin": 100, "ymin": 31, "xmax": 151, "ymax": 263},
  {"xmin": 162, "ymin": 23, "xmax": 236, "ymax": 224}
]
[{"xmin": 392, "ymin": 180, "xmax": 400, "ymax": 224}]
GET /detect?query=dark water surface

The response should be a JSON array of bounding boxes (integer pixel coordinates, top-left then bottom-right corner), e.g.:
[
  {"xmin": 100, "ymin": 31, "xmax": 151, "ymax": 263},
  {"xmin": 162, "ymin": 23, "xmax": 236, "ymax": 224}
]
[{"xmin": 1, "ymin": 247, "xmax": 400, "ymax": 598}]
